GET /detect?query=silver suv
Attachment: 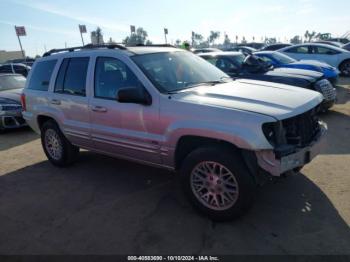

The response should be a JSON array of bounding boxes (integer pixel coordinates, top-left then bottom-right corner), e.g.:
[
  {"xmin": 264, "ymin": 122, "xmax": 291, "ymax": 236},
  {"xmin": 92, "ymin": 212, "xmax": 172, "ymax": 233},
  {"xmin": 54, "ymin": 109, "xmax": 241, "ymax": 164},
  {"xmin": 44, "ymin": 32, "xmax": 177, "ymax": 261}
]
[{"xmin": 22, "ymin": 44, "xmax": 327, "ymax": 220}]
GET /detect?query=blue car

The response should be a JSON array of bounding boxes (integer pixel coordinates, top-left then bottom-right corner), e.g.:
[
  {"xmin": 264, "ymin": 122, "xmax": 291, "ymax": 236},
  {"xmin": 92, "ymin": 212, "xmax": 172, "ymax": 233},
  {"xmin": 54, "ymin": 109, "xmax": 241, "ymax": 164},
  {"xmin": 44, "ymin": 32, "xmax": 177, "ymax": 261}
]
[{"xmin": 254, "ymin": 51, "xmax": 339, "ymax": 85}]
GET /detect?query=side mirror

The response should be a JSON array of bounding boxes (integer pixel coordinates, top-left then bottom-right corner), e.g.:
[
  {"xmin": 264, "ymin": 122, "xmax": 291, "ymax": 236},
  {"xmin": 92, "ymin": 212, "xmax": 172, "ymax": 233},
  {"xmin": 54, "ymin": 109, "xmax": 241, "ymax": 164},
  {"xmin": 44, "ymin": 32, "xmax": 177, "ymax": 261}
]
[{"xmin": 116, "ymin": 86, "xmax": 152, "ymax": 105}]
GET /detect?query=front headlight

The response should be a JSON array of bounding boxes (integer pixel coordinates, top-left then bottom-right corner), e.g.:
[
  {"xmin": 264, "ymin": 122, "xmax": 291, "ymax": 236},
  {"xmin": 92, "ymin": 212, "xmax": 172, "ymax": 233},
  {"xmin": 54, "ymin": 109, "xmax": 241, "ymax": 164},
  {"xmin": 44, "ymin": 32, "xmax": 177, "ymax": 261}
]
[
  {"xmin": 0, "ymin": 98, "xmax": 22, "ymax": 112},
  {"xmin": 262, "ymin": 122, "xmax": 276, "ymax": 146},
  {"xmin": 0, "ymin": 103, "xmax": 22, "ymax": 112}
]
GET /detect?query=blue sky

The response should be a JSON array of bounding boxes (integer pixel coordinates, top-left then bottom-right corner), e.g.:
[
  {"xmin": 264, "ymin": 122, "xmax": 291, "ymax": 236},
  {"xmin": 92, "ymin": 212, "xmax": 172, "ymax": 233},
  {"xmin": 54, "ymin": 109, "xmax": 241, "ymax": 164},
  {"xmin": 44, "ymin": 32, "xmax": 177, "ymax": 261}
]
[{"xmin": 0, "ymin": 0, "xmax": 349, "ymax": 56}]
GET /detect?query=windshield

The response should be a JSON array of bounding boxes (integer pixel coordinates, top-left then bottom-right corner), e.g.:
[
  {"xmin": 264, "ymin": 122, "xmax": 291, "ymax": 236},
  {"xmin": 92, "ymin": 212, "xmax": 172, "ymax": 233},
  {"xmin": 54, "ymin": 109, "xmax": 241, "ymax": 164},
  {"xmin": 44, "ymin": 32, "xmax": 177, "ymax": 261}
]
[
  {"xmin": 270, "ymin": 52, "xmax": 296, "ymax": 64},
  {"xmin": 0, "ymin": 75, "xmax": 26, "ymax": 91},
  {"xmin": 132, "ymin": 51, "xmax": 230, "ymax": 93}
]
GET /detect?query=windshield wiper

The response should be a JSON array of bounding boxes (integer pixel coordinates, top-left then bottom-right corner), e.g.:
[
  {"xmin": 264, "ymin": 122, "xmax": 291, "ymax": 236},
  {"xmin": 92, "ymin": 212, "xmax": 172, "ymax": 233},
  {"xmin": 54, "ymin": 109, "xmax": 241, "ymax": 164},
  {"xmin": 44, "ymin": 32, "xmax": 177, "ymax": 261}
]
[{"xmin": 167, "ymin": 80, "xmax": 226, "ymax": 94}]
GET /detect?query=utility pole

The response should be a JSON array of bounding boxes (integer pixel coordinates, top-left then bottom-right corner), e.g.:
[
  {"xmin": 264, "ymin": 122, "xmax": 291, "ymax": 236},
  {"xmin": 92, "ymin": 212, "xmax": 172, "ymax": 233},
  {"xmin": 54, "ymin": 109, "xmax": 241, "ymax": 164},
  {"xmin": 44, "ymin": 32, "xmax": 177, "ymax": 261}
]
[{"xmin": 164, "ymin": 28, "xmax": 168, "ymax": 44}]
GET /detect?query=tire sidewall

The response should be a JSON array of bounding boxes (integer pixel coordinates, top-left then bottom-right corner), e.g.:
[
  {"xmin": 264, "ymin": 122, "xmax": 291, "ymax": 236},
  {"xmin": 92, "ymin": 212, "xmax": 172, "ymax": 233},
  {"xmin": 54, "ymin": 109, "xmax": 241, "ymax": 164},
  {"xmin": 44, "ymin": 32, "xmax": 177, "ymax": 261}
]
[
  {"xmin": 41, "ymin": 121, "xmax": 71, "ymax": 166},
  {"xmin": 180, "ymin": 147, "xmax": 256, "ymax": 221}
]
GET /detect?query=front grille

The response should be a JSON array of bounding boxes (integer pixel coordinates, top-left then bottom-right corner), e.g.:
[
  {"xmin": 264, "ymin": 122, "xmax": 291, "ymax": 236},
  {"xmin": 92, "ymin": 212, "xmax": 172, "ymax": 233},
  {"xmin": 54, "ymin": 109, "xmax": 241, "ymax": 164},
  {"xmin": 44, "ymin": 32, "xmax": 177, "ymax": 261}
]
[
  {"xmin": 282, "ymin": 107, "xmax": 320, "ymax": 147},
  {"xmin": 315, "ymin": 79, "xmax": 337, "ymax": 101}
]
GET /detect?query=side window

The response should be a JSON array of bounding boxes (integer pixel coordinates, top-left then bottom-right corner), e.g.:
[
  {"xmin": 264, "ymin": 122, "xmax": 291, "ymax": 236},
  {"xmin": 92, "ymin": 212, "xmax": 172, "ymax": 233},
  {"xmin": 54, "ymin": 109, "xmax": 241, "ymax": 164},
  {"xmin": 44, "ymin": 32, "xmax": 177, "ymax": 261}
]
[
  {"xmin": 203, "ymin": 57, "xmax": 218, "ymax": 66},
  {"xmin": 285, "ymin": 46, "xmax": 309, "ymax": 54},
  {"xmin": 27, "ymin": 60, "xmax": 57, "ymax": 91},
  {"xmin": 315, "ymin": 46, "xmax": 339, "ymax": 55},
  {"xmin": 14, "ymin": 65, "xmax": 28, "ymax": 77},
  {"xmin": 94, "ymin": 57, "xmax": 141, "ymax": 99},
  {"xmin": 55, "ymin": 57, "xmax": 89, "ymax": 96},
  {"xmin": 215, "ymin": 58, "xmax": 237, "ymax": 72},
  {"xmin": 258, "ymin": 56, "xmax": 273, "ymax": 63},
  {"xmin": 0, "ymin": 65, "xmax": 12, "ymax": 73}
]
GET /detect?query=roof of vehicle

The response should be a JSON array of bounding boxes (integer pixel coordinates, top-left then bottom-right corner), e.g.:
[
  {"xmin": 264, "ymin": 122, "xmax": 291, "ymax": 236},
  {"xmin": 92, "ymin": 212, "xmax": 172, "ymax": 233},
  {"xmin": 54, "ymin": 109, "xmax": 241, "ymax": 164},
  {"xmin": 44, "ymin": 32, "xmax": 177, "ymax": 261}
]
[
  {"xmin": 0, "ymin": 63, "xmax": 30, "ymax": 68},
  {"xmin": 41, "ymin": 44, "xmax": 183, "ymax": 58},
  {"xmin": 279, "ymin": 43, "xmax": 350, "ymax": 52},
  {"xmin": 0, "ymin": 73, "xmax": 23, "ymax": 77},
  {"xmin": 253, "ymin": 51, "xmax": 275, "ymax": 55},
  {"xmin": 235, "ymin": 46, "xmax": 256, "ymax": 50},
  {"xmin": 198, "ymin": 51, "xmax": 243, "ymax": 57}
]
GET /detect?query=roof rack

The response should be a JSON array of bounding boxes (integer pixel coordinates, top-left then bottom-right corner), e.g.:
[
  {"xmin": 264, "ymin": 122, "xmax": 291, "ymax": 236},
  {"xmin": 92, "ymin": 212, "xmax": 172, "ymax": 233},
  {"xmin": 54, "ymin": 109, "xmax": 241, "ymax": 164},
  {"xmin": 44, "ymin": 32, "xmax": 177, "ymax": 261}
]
[
  {"xmin": 43, "ymin": 43, "xmax": 127, "ymax": 57},
  {"xmin": 129, "ymin": 43, "xmax": 176, "ymax": 48}
]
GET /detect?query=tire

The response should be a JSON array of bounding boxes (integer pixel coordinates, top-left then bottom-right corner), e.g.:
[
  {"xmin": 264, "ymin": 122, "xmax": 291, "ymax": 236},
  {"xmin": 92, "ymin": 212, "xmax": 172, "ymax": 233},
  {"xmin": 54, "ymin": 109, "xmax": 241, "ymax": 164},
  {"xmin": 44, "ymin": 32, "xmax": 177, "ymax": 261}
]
[
  {"xmin": 339, "ymin": 59, "xmax": 350, "ymax": 76},
  {"xmin": 41, "ymin": 120, "xmax": 79, "ymax": 167},
  {"xmin": 180, "ymin": 146, "xmax": 256, "ymax": 221}
]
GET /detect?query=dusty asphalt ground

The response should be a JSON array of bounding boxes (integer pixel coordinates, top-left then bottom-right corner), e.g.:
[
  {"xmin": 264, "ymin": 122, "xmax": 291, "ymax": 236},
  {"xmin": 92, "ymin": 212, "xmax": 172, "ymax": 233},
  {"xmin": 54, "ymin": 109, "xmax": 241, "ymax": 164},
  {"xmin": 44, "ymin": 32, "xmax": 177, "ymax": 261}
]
[{"xmin": 0, "ymin": 78, "xmax": 349, "ymax": 255}]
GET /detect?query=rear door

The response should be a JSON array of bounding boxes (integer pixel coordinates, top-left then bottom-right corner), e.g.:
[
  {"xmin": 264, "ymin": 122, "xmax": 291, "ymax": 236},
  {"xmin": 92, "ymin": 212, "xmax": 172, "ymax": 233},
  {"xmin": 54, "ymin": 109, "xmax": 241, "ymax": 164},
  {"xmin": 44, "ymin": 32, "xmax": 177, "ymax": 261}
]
[
  {"xmin": 50, "ymin": 56, "xmax": 91, "ymax": 148},
  {"xmin": 310, "ymin": 45, "xmax": 340, "ymax": 67}
]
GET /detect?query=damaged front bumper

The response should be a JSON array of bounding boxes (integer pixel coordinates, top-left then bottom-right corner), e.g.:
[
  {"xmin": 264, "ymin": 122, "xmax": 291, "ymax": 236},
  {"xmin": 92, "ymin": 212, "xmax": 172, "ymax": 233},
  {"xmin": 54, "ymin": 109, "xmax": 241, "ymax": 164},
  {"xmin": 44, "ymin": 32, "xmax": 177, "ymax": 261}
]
[{"xmin": 256, "ymin": 121, "xmax": 327, "ymax": 176}]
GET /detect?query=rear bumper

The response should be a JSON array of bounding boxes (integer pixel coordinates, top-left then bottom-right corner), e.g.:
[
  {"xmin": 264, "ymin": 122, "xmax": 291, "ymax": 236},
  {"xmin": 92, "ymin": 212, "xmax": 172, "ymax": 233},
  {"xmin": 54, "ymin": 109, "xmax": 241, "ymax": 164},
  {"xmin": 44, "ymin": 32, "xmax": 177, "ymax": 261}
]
[
  {"xmin": 256, "ymin": 122, "xmax": 327, "ymax": 176},
  {"xmin": 0, "ymin": 110, "xmax": 27, "ymax": 130}
]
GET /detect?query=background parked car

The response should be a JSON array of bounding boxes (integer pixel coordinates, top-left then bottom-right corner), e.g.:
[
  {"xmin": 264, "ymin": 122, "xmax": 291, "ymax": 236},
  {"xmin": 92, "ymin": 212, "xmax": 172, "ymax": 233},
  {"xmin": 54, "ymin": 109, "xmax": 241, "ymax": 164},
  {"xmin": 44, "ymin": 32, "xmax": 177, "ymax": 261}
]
[
  {"xmin": 0, "ymin": 73, "xmax": 27, "ymax": 130},
  {"xmin": 199, "ymin": 52, "xmax": 336, "ymax": 110},
  {"xmin": 342, "ymin": 43, "xmax": 350, "ymax": 51},
  {"xmin": 254, "ymin": 51, "xmax": 339, "ymax": 85},
  {"xmin": 279, "ymin": 43, "xmax": 350, "ymax": 76},
  {"xmin": 191, "ymin": 48, "xmax": 222, "ymax": 54},
  {"xmin": 238, "ymin": 42, "xmax": 266, "ymax": 49},
  {"xmin": 225, "ymin": 46, "xmax": 256, "ymax": 55},
  {"xmin": 313, "ymin": 41, "xmax": 344, "ymax": 48},
  {"xmin": 260, "ymin": 43, "xmax": 292, "ymax": 51},
  {"xmin": 0, "ymin": 63, "xmax": 31, "ymax": 77},
  {"xmin": 328, "ymin": 37, "xmax": 349, "ymax": 44},
  {"xmin": 6, "ymin": 58, "xmax": 35, "ymax": 67}
]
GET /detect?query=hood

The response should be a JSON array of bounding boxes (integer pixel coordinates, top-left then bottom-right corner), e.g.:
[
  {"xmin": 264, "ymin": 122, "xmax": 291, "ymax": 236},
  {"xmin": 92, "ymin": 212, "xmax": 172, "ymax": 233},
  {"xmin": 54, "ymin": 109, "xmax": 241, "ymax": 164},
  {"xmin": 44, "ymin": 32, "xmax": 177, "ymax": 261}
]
[
  {"xmin": 269, "ymin": 67, "xmax": 323, "ymax": 80},
  {"xmin": 170, "ymin": 79, "xmax": 323, "ymax": 120},
  {"xmin": 0, "ymin": 88, "xmax": 23, "ymax": 103}
]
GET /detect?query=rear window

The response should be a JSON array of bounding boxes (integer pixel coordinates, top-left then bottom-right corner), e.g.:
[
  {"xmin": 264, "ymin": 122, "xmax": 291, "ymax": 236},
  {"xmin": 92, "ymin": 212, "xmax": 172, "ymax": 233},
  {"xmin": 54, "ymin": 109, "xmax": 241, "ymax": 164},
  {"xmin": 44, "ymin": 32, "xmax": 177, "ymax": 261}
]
[{"xmin": 27, "ymin": 60, "xmax": 57, "ymax": 91}]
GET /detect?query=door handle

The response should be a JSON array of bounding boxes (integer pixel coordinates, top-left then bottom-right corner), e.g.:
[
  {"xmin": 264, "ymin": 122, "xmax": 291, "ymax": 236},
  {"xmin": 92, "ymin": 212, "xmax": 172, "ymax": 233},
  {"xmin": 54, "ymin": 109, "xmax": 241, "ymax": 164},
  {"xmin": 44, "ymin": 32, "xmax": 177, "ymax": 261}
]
[
  {"xmin": 91, "ymin": 105, "xmax": 107, "ymax": 112},
  {"xmin": 50, "ymin": 99, "xmax": 61, "ymax": 105}
]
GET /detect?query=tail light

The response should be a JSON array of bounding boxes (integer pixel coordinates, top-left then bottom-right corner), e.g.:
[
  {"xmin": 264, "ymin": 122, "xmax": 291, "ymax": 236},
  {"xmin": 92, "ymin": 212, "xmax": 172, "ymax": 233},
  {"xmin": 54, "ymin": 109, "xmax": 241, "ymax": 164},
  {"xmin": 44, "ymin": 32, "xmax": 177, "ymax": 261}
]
[{"xmin": 20, "ymin": 93, "xmax": 26, "ymax": 111}]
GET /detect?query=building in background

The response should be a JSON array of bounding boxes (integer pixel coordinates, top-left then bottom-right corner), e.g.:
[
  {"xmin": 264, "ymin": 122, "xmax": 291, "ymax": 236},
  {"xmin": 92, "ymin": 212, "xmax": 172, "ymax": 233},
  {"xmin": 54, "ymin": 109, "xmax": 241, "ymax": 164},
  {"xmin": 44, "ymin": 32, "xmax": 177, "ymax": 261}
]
[{"xmin": 0, "ymin": 50, "xmax": 25, "ymax": 63}]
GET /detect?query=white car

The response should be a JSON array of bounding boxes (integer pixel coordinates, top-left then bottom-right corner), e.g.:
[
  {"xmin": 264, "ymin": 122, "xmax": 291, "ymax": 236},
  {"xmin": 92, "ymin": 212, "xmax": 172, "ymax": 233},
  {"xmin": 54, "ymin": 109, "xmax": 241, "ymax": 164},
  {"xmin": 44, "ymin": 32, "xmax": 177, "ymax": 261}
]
[{"xmin": 279, "ymin": 43, "xmax": 350, "ymax": 76}]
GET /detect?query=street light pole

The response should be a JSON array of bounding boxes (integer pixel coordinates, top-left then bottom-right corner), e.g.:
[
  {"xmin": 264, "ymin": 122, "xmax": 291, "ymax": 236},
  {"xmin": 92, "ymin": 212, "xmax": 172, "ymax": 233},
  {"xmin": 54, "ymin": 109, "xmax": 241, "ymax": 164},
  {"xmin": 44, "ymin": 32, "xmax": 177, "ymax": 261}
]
[{"xmin": 80, "ymin": 31, "xmax": 85, "ymax": 45}]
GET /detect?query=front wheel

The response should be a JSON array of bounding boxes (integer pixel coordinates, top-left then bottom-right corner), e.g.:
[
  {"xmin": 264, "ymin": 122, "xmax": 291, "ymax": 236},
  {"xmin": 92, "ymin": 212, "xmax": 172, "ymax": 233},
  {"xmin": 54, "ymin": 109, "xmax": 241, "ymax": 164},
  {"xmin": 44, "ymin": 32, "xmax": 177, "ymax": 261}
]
[
  {"xmin": 180, "ymin": 147, "xmax": 256, "ymax": 221},
  {"xmin": 41, "ymin": 120, "xmax": 79, "ymax": 167}
]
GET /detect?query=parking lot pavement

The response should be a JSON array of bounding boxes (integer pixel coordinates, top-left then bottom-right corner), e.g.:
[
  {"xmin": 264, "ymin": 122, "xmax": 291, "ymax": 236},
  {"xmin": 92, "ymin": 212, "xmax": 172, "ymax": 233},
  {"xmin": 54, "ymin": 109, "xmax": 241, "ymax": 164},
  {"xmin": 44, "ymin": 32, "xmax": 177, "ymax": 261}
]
[{"xmin": 0, "ymin": 79, "xmax": 350, "ymax": 255}]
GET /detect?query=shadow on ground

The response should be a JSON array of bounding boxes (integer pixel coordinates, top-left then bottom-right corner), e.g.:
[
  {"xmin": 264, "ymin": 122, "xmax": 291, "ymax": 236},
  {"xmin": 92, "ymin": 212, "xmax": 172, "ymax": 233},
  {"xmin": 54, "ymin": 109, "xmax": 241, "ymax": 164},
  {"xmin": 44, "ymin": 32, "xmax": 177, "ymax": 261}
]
[
  {"xmin": 319, "ymin": 110, "xmax": 350, "ymax": 155},
  {"xmin": 0, "ymin": 127, "xmax": 38, "ymax": 151},
  {"xmin": 0, "ymin": 151, "xmax": 349, "ymax": 255},
  {"xmin": 334, "ymin": 85, "xmax": 350, "ymax": 105}
]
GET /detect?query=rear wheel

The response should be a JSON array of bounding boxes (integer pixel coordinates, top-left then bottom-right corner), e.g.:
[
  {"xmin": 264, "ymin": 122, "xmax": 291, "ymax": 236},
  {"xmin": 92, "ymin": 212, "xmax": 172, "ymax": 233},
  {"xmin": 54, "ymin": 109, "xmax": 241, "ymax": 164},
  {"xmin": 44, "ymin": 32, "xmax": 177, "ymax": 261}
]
[
  {"xmin": 339, "ymin": 59, "xmax": 350, "ymax": 76},
  {"xmin": 41, "ymin": 120, "xmax": 79, "ymax": 167},
  {"xmin": 180, "ymin": 146, "xmax": 256, "ymax": 221}
]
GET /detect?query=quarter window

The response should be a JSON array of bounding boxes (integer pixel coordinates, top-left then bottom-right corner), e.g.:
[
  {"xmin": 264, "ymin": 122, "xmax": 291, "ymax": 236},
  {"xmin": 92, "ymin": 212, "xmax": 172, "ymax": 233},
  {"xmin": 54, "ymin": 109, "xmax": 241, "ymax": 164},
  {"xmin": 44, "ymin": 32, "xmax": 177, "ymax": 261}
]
[
  {"xmin": 314, "ymin": 46, "xmax": 338, "ymax": 55},
  {"xmin": 94, "ymin": 57, "xmax": 141, "ymax": 99},
  {"xmin": 55, "ymin": 57, "xmax": 89, "ymax": 96},
  {"xmin": 27, "ymin": 60, "xmax": 57, "ymax": 91}
]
